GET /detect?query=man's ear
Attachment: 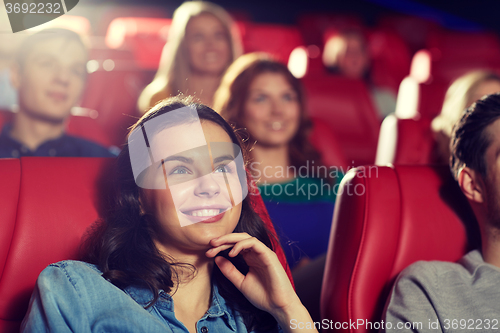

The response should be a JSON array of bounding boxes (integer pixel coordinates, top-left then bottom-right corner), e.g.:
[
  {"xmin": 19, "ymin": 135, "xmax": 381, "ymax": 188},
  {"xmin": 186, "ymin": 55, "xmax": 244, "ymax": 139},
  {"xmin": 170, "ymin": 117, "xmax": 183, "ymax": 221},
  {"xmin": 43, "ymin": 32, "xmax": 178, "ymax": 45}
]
[
  {"xmin": 458, "ymin": 166, "xmax": 485, "ymax": 203},
  {"xmin": 10, "ymin": 63, "xmax": 21, "ymax": 91}
]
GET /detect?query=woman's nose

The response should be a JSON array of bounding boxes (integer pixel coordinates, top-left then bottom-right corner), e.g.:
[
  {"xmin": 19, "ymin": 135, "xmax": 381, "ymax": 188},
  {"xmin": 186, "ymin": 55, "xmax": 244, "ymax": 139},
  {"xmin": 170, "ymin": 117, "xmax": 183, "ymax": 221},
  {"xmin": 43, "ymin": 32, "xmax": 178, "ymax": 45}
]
[
  {"xmin": 194, "ymin": 173, "xmax": 221, "ymax": 198},
  {"xmin": 271, "ymin": 99, "xmax": 285, "ymax": 116}
]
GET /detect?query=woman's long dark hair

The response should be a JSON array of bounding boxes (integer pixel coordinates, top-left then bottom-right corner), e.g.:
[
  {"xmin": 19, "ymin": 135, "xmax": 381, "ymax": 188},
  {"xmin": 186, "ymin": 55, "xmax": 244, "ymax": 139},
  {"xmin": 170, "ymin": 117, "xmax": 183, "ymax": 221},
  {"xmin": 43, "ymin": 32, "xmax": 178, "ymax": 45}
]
[{"xmin": 82, "ymin": 96, "xmax": 277, "ymax": 331}]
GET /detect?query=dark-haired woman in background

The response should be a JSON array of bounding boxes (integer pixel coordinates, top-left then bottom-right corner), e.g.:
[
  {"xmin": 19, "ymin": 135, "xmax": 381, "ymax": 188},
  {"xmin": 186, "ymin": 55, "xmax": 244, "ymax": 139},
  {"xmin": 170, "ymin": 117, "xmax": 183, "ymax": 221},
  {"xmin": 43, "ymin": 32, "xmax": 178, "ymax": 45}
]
[
  {"xmin": 22, "ymin": 97, "xmax": 317, "ymax": 333},
  {"xmin": 214, "ymin": 54, "xmax": 341, "ymax": 323},
  {"xmin": 214, "ymin": 53, "xmax": 339, "ymax": 269}
]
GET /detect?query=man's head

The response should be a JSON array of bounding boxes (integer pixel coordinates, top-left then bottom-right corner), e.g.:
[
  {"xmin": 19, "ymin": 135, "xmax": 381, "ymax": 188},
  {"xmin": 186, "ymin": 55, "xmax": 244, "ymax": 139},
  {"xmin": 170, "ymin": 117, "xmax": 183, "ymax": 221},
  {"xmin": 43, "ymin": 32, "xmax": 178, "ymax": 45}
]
[
  {"xmin": 11, "ymin": 28, "xmax": 88, "ymax": 123},
  {"xmin": 451, "ymin": 92, "xmax": 500, "ymax": 229}
]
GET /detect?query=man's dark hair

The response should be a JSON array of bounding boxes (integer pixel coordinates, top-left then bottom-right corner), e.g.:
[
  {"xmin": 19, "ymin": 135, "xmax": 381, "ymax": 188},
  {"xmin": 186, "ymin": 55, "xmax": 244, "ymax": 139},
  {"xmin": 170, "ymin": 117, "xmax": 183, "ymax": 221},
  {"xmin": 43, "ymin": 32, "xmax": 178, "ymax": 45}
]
[
  {"xmin": 450, "ymin": 92, "xmax": 500, "ymax": 181},
  {"xmin": 15, "ymin": 28, "xmax": 88, "ymax": 69}
]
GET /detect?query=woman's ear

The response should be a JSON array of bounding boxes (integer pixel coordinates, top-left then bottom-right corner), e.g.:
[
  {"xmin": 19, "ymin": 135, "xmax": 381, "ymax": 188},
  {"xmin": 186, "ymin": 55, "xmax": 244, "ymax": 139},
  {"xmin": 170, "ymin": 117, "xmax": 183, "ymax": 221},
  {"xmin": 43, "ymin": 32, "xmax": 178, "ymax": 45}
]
[{"xmin": 458, "ymin": 166, "xmax": 485, "ymax": 204}]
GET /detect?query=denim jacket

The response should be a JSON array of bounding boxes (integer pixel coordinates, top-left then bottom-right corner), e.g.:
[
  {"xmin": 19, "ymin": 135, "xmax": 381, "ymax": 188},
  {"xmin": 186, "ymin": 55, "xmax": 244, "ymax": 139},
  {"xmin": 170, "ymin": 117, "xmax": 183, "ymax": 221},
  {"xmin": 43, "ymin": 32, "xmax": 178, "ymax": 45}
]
[{"xmin": 21, "ymin": 260, "xmax": 282, "ymax": 333}]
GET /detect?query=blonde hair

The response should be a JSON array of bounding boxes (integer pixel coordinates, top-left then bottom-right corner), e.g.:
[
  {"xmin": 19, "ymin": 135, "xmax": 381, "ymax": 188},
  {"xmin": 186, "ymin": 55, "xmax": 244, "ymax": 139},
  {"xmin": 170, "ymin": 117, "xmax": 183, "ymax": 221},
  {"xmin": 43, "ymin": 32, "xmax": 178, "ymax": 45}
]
[
  {"xmin": 137, "ymin": 1, "xmax": 242, "ymax": 112},
  {"xmin": 432, "ymin": 70, "xmax": 500, "ymax": 137}
]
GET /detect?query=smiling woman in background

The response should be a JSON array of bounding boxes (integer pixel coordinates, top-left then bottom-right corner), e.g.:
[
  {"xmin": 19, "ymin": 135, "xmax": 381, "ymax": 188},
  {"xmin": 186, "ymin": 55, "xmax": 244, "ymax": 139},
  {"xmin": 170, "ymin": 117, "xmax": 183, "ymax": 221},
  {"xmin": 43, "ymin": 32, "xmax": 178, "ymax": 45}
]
[
  {"xmin": 214, "ymin": 53, "xmax": 340, "ymax": 323},
  {"xmin": 138, "ymin": 1, "xmax": 241, "ymax": 112},
  {"xmin": 214, "ymin": 53, "xmax": 338, "ymax": 268}
]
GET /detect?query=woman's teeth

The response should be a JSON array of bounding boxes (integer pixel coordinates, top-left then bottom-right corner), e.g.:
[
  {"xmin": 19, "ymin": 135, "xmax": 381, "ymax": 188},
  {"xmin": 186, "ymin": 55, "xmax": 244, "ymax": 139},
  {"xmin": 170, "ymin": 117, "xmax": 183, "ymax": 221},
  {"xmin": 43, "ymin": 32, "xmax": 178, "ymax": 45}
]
[
  {"xmin": 187, "ymin": 209, "xmax": 221, "ymax": 217},
  {"xmin": 272, "ymin": 122, "xmax": 282, "ymax": 130}
]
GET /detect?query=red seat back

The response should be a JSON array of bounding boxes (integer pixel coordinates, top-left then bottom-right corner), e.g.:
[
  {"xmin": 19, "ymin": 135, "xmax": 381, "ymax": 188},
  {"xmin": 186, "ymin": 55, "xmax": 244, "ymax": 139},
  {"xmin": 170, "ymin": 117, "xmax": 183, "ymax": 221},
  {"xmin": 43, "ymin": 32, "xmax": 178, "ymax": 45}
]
[
  {"xmin": 376, "ymin": 115, "xmax": 436, "ymax": 165},
  {"xmin": 302, "ymin": 76, "xmax": 380, "ymax": 166},
  {"xmin": 298, "ymin": 13, "xmax": 364, "ymax": 46},
  {"xmin": 242, "ymin": 23, "xmax": 304, "ymax": 63},
  {"xmin": 321, "ymin": 165, "xmax": 479, "ymax": 332},
  {"xmin": 310, "ymin": 117, "xmax": 349, "ymax": 170},
  {"xmin": 368, "ymin": 29, "xmax": 411, "ymax": 95},
  {"xmin": 105, "ymin": 17, "xmax": 172, "ymax": 70},
  {"xmin": 80, "ymin": 50, "xmax": 152, "ymax": 146},
  {"xmin": 0, "ymin": 157, "xmax": 291, "ymax": 333}
]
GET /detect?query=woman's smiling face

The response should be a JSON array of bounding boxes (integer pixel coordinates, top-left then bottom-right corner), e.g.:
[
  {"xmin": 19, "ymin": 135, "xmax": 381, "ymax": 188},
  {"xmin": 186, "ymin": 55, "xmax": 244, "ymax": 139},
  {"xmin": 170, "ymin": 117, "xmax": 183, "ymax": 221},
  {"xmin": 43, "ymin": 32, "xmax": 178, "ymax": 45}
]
[{"xmin": 140, "ymin": 120, "xmax": 243, "ymax": 256}]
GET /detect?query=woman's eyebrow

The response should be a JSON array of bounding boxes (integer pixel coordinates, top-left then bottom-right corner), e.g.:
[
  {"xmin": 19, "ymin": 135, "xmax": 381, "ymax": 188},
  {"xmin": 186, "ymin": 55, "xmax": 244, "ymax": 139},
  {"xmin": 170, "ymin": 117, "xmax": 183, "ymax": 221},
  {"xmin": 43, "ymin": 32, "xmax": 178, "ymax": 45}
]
[
  {"xmin": 157, "ymin": 155, "xmax": 194, "ymax": 170},
  {"xmin": 213, "ymin": 154, "xmax": 235, "ymax": 164}
]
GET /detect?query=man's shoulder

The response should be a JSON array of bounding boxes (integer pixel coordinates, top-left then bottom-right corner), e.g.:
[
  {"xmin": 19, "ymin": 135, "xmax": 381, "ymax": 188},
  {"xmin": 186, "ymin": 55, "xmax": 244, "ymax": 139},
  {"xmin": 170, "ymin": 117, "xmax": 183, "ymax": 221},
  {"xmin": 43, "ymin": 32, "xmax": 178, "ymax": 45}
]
[
  {"xmin": 400, "ymin": 251, "xmax": 481, "ymax": 279},
  {"xmin": 396, "ymin": 250, "xmax": 486, "ymax": 292},
  {"xmin": 399, "ymin": 259, "xmax": 464, "ymax": 279}
]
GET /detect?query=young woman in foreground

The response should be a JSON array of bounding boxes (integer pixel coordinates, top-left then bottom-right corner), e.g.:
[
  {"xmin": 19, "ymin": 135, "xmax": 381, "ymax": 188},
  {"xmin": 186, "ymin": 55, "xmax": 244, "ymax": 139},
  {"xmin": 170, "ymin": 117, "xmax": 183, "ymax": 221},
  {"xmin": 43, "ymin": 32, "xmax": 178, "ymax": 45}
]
[{"xmin": 21, "ymin": 97, "xmax": 317, "ymax": 333}]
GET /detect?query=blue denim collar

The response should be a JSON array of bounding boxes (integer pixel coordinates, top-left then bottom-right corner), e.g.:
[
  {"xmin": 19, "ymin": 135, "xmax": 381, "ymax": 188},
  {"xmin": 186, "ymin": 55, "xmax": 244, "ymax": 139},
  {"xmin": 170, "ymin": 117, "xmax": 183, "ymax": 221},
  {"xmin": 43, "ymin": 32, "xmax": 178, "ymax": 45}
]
[{"xmin": 124, "ymin": 282, "xmax": 237, "ymax": 331}]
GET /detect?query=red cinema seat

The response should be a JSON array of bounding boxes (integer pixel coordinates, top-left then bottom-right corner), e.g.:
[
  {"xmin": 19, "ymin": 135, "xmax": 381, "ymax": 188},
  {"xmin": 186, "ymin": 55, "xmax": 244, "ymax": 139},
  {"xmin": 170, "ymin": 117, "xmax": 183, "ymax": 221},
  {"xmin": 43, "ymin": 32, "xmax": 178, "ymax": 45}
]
[
  {"xmin": 368, "ymin": 29, "xmax": 411, "ymax": 95},
  {"xmin": 242, "ymin": 23, "xmax": 305, "ymax": 63},
  {"xmin": 375, "ymin": 115, "xmax": 436, "ymax": 165},
  {"xmin": 321, "ymin": 165, "xmax": 479, "ymax": 332},
  {"xmin": 298, "ymin": 13, "xmax": 364, "ymax": 46},
  {"xmin": 105, "ymin": 17, "xmax": 172, "ymax": 70},
  {"xmin": 97, "ymin": 6, "xmax": 169, "ymax": 35},
  {"xmin": 80, "ymin": 49, "xmax": 152, "ymax": 146},
  {"xmin": 310, "ymin": 117, "xmax": 349, "ymax": 170},
  {"xmin": 377, "ymin": 15, "xmax": 440, "ymax": 53},
  {"xmin": 0, "ymin": 159, "xmax": 20, "ymax": 285},
  {"xmin": 0, "ymin": 158, "xmax": 291, "ymax": 333},
  {"xmin": 302, "ymin": 76, "xmax": 380, "ymax": 166},
  {"xmin": 426, "ymin": 30, "xmax": 500, "ymax": 64}
]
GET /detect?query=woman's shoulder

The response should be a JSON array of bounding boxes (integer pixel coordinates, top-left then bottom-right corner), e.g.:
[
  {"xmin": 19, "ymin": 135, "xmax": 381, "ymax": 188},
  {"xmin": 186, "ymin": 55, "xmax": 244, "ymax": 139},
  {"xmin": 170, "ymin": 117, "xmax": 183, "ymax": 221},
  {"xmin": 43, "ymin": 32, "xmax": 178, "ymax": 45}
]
[
  {"xmin": 46, "ymin": 260, "xmax": 102, "ymax": 273},
  {"xmin": 38, "ymin": 260, "xmax": 104, "ymax": 287}
]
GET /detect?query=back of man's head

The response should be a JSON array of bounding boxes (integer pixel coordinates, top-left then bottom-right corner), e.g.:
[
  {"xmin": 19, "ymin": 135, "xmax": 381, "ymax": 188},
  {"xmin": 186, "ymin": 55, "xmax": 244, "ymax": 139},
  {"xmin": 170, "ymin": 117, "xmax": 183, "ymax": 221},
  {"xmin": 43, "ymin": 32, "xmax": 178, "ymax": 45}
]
[{"xmin": 450, "ymin": 92, "xmax": 500, "ymax": 181}]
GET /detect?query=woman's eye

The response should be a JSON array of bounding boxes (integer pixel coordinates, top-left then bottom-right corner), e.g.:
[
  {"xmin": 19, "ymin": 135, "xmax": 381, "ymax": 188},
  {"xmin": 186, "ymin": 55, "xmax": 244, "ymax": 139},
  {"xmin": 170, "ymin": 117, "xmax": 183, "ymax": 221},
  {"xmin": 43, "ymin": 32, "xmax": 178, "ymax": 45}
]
[
  {"xmin": 214, "ymin": 164, "xmax": 230, "ymax": 173},
  {"xmin": 72, "ymin": 66, "xmax": 86, "ymax": 78},
  {"xmin": 170, "ymin": 166, "xmax": 190, "ymax": 175},
  {"xmin": 283, "ymin": 93, "xmax": 296, "ymax": 102},
  {"xmin": 254, "ymin": 95, "xmax": 267, "ymax": 103}
]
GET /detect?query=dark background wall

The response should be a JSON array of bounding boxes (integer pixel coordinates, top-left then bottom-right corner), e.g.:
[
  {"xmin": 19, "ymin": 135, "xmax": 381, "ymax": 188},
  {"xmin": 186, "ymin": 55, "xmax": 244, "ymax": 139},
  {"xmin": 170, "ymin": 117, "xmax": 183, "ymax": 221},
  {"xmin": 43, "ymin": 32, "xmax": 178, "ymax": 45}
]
[{"xmin": 84, "ymin": 0, "xmax": 500, "ymax": 33}]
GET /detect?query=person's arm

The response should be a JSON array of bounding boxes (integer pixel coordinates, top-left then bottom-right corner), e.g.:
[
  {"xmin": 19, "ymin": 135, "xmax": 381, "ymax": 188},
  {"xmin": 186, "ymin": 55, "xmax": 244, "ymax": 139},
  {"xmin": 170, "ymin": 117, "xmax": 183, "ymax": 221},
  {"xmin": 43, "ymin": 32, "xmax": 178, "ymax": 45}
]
[
  {"xmin": 207, "ymin": 233, "xmax": 318, "ymax": 333},
  {"xmin": 21, "ymin": 264, "xmax": 91, "ymax": 333},
  {"xmin": 382, "ymin": 262, "xmax": 442, "ymax": 333}
]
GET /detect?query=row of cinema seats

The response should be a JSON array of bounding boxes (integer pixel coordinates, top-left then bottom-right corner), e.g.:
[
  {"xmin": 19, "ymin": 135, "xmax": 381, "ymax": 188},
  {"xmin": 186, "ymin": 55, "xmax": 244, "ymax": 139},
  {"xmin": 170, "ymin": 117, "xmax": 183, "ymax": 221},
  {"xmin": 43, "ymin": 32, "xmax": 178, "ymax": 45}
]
[
  {"xmin": 5, "ymin": 13, "xmax": 497, "ymax": 167},
  {"xmin": 376, "ymin": 31, "xmax": 500, "ymax": 165},
  {"xmin": 75, "ymin": 13, "xmax": 500, "ymax": 167},
  {"xmin": 0, "ymin": 159, "xmax": 478, "ymax": 332},
  {"xmin": 40, "ymin": 14, "xmax": 408, "ymax": 165}
]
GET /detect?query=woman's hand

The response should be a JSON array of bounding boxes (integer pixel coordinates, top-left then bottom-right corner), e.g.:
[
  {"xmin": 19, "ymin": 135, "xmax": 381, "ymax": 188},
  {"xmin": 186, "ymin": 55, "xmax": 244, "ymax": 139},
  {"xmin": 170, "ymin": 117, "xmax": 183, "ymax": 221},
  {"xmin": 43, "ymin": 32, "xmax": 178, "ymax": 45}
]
[{"xmin": 206, "ymin": 233, "xmax": 318, "ymax": 333}]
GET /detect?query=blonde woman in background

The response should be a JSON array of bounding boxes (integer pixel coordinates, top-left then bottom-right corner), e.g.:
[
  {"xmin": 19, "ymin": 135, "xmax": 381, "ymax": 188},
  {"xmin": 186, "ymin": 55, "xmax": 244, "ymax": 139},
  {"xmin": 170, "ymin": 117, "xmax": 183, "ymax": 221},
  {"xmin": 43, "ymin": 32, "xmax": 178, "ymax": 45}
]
[
  {"xmin": 137, "ymin": 1, "xmax": 241, "ymax": 112},
  {"xmin": 432, "ymin": 70, "xmax": 500, "ymax": 164}
]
